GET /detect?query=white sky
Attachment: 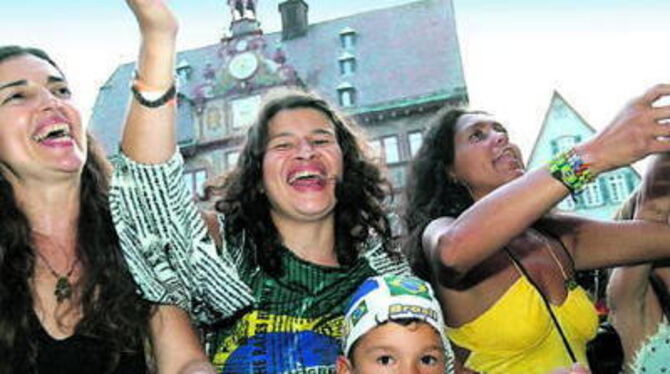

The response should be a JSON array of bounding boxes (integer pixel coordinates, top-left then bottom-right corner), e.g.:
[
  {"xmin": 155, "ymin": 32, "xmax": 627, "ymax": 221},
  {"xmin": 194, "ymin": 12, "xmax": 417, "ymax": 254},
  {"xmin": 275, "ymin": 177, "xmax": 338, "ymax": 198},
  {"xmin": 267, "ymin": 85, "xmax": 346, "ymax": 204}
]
[{"xmin": 2, "ymin": 0, "xmax": 669, "ymax": 170}]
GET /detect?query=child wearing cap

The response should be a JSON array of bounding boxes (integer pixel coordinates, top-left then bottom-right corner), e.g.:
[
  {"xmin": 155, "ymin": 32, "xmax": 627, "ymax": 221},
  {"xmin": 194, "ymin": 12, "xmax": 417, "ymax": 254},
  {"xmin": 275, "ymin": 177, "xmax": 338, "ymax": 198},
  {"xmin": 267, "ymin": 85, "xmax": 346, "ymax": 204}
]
[{"xmin": 336, "ymin": 274, "xmax": 455, "ymax": 374}]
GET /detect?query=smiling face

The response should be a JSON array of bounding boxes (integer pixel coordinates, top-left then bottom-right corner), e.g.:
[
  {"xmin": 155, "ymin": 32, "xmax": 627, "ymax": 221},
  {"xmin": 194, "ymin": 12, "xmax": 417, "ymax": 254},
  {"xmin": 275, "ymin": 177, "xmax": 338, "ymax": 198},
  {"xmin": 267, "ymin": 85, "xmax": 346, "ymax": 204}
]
[
  {"xmin": 262, "ymin": 107, "xmax": 343, "ymax": 225},
  {"xmin": 451, "ymin": 113, "xmax": 524, "ymax": 200},
  {"xmin": 0, "ymin": 54, "xmax": 85, "ymax": 184},
  {"xmin": 337, "ymin": 321, "xmax": 447, "ymax": 374}
]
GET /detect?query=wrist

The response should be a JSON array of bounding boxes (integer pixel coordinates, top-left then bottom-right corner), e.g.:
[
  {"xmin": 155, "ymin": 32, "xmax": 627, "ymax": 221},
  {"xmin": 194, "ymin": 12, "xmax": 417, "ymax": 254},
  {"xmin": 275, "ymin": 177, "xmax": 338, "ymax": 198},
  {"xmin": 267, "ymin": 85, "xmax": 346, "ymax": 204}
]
[
  {"xmin": 549, "ymin": 147, "xmax": 596, "ymax": 195},
  {"xmin": 573, "ymin": 142, "xmax": 606, "ymax": 176}
]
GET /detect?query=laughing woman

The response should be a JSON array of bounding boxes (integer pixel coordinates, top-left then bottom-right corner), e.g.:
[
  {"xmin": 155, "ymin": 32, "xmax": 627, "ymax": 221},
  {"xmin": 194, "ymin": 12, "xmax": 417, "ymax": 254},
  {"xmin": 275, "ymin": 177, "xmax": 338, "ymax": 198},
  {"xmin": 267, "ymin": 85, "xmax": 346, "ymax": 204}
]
[
  {"xmin": 403, "ymin": 90, "xmax": 670, "ymax": 373},
  {"xmin": 111, "ymin": 1, "xmax": 410, "ymax": 373},
  {"xmin": 0, "ymin": 44, "xmax": 212, "ymax": 374}
]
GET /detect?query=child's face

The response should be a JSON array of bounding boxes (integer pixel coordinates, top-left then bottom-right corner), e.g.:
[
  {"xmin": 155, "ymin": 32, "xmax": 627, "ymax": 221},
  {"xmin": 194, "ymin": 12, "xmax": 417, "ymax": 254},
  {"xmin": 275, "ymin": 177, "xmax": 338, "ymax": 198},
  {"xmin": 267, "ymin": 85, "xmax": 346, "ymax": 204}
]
[{"xmin": 337, "ymin": 321, "xmax": 447, "ymax": 374}]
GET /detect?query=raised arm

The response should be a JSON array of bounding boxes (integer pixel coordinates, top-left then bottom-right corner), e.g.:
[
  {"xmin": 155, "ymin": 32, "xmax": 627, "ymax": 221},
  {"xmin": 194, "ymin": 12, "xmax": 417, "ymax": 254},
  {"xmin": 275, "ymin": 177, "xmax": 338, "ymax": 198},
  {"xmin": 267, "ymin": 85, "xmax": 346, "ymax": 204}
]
[
  {"xmin": 424, "ymin": 85, "xmax": 670, "ymax": 281},
  {"xmin": 110, "ymin": 0, "xmax": 254, "ymax": 322},
  {"xmin": 123, "ymin": 0, "xmax": 178, "ymax": 163}
]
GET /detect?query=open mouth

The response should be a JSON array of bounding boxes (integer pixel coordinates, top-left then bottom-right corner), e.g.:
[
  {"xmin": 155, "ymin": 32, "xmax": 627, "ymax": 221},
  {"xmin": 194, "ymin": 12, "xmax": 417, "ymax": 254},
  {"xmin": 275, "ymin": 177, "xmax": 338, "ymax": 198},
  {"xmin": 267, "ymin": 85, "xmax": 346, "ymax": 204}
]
[
  {"xmin": 287, "ymin": 168, "xmax": 327, "ymax": 190},
  {"xmin": 32, "ymin": 123, "xmax": 72, "ymax": 143},
  {"xmin": 288, "ymin": 170, "xmax": 326, "ymax": 186},
  {"xmin": 495, "ymin": 148, "xmax": 523, "ymax": 168}
]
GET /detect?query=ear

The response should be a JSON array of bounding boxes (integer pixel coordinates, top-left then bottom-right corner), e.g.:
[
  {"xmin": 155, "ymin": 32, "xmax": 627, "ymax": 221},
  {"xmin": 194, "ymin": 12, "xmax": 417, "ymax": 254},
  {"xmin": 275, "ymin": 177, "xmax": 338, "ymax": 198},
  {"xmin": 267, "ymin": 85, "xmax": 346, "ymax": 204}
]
[{"xmin": 336, "ymin": 355, "xmax": 354, "ymax": 374}]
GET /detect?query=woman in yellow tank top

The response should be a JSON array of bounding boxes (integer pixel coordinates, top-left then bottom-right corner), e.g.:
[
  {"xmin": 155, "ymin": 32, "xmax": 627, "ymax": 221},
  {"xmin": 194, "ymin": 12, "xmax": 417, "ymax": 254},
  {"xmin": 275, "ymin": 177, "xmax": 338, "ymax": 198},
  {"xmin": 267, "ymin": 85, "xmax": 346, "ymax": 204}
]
[{"xmin": 403, "ymin": 85, "xmax": 670, "ymax": 373}]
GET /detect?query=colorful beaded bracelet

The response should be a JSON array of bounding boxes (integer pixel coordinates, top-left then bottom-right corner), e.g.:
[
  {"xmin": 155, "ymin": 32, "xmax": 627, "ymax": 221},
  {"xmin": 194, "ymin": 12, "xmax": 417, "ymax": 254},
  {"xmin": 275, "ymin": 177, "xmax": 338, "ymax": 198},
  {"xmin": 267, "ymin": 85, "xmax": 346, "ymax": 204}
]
[{"xmin": 549, "ymin": 148, "xmax": 595, "ymax": 194}]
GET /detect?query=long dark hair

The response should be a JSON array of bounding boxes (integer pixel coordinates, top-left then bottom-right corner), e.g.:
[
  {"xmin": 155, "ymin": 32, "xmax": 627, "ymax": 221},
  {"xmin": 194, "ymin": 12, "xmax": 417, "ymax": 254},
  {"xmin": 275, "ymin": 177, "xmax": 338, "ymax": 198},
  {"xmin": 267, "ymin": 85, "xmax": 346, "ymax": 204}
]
[
  {"xmin": 215, "ymin": 91, "xmax": 395, "ymax": 275},
  {"xmin": 403, "ymin": 107, "xmax": 476, "ymax": 279},
  {"xmin": 0, "ymin": 46, "xmax": 152, "ymax": 373}
]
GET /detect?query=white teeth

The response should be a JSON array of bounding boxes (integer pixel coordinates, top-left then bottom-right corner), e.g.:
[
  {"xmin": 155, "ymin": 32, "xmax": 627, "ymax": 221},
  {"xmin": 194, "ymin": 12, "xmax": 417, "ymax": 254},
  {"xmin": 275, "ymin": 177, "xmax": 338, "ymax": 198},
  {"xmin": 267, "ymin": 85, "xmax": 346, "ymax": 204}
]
[
  {"xmin": 32, "ymin": 123, "xmax": 71, "ymax": 142},
  {"xmin": 288, "ymin": 170, "xmax": 322, "ymax": 184}
]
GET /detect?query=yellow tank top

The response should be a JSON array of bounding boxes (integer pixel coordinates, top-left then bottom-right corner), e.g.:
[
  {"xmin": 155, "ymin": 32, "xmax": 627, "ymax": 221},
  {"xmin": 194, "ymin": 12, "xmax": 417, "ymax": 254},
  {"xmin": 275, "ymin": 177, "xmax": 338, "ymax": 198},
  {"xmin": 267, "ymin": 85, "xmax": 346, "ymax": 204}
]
[{"xmin": 447, "ymin": 275, "xmax": 598, "ymax": 373}]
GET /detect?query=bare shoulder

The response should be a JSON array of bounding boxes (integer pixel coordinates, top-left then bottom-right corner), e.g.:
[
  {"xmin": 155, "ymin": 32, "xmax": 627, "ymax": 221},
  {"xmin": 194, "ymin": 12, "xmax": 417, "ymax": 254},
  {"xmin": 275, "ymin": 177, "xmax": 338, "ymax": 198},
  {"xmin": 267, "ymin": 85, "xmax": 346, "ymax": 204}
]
[{"xmin": 422, "ymin": 216, "xmax": 456, "ymax": 255}]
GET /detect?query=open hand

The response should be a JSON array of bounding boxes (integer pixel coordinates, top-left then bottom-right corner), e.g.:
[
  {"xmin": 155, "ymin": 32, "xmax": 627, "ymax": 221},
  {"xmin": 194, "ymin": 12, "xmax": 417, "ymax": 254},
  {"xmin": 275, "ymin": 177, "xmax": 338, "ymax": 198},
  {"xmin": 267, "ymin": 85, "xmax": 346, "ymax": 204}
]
[
  {"xmin": 576, "ymin": 84, "xmax": 670, "ymax": 174},
  {"xmin": 125, "ymin": 0, "xmax": 178, "ymax": 37}
]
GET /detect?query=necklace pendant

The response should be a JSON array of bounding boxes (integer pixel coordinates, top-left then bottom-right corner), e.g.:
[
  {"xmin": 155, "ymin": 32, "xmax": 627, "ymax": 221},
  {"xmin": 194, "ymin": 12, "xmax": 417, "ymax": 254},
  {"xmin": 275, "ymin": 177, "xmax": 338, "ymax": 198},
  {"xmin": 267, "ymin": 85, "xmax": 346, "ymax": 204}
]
[
  {"xmin": 565, "ymin": 278, "xmax": 578, "ymax": 291},
  {"xmin": 55, "ymin": 276, "xmax": 73, "ymax": 303}
]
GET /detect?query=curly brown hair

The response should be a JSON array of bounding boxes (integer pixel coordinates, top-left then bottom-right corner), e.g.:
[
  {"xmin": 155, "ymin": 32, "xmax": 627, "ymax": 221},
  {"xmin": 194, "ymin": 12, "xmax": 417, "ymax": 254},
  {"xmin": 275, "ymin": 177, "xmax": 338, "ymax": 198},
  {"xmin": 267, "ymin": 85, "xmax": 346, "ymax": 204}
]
[{"xmin": 215, "ymin": 91, "xmax": 396, "ymax": 275}]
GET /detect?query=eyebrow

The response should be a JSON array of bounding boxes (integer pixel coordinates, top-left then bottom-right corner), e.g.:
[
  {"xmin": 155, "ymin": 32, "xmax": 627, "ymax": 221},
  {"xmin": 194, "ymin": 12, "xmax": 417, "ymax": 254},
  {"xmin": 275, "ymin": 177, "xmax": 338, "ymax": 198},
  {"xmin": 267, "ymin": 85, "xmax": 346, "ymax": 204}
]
[
  {"xmin": 0, "ymin": 75, "xmax": 65, "ymax": 92},
  {"xmin": 0, "ymin": 79, "xmax": 27, "ymax": 92},
  {"xmin": 268, "ymin": 128, "xmax": 335, "ymax": 140}
]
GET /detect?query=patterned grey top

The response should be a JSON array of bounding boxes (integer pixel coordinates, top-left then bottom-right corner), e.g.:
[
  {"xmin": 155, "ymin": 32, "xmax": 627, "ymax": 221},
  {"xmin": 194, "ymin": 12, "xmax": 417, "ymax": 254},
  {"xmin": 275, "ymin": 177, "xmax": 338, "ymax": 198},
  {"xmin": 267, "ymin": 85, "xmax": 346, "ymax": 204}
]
[{"xmin": 110, "ymin": 150, "xmax": 410, "ymax": 324}]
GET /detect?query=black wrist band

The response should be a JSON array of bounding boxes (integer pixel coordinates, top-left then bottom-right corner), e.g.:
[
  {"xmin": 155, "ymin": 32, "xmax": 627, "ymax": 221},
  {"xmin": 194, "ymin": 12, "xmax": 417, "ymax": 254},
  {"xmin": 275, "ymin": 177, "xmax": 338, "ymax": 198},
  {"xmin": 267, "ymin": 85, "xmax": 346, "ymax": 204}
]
[{"xmin": 131, "ymin": 83, "xmax": 177, "ymax": 108}]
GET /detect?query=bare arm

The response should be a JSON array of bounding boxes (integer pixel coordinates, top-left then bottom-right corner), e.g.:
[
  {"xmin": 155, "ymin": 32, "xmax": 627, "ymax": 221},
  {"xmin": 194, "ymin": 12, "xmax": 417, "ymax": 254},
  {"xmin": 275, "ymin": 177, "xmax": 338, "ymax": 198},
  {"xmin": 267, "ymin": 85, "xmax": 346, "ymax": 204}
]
[
  {"xmin": 607, "ymin": 152, "xmax": 670, "ymax": 365},
  {"xmin": 123, "ymin": 0, "xmax": 179, "ymax": 163},
  {"xmin": 424, "ymin": 85, "xmax": 670, "ymax": 282},
  {"xmin": 572, "ymin": 150, "xmax": 670, "ymax": 269},
  {"xmin": 150, "ymin": 306, "xmax": 215, "ymax": 374}
]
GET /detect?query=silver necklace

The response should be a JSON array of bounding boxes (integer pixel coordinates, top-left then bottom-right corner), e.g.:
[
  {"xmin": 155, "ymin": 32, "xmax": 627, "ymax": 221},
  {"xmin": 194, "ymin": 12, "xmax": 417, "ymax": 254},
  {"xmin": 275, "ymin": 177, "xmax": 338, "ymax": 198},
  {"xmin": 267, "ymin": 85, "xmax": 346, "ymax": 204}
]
[{"xmin": 35, "ymin": 250, "xmax": 78, "ymax": 303}]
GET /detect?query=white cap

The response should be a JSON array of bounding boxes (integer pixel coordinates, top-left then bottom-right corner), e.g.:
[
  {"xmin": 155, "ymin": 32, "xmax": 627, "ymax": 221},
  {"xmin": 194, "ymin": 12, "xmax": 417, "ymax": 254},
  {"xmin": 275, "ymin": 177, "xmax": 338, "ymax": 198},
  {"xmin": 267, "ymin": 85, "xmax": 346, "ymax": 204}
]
[{"xmin": 342, "ymin": 274, "xmax": 454, "ymax": 373}]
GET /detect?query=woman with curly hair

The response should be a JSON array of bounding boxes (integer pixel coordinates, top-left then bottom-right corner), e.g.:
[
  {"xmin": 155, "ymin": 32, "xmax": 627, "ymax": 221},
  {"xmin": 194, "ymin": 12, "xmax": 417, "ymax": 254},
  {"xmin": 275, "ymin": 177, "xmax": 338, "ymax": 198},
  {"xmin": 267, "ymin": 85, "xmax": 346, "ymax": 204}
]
[
  {"xmin": 0, "ymin": 44, "xmax": 212, "ymax": 374},
  {"xmin": 403, "ymin": 89, "xmax": 670, "ymax": 373},
  {"xmin": 111, "ymin": 1, "xmax": 409, "ymax": 373}
]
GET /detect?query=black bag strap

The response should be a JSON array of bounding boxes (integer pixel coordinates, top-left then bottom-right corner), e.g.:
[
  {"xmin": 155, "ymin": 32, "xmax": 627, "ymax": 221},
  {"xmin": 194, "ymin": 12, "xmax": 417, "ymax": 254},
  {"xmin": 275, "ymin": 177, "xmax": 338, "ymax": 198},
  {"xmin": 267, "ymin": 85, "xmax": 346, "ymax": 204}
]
[
  {"xmin": 649, "ymin": 272, "xmax": 670, "ymax": 321},
  {"xmin": 504, "ymin": 247, "xmax": 578, "ymax": 364}
]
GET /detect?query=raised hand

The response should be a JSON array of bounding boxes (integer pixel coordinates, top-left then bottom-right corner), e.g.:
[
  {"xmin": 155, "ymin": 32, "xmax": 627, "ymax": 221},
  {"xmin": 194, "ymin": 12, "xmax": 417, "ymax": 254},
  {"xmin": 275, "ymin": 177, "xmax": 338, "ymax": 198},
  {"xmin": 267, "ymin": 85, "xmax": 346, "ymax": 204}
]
[
  {"xmin": 126, "ymin": 0, "xmax": 178, "ymax": 37},
  {"xmin": 576, "ymin": 84, "xmax": 670, "ymax": 175}
]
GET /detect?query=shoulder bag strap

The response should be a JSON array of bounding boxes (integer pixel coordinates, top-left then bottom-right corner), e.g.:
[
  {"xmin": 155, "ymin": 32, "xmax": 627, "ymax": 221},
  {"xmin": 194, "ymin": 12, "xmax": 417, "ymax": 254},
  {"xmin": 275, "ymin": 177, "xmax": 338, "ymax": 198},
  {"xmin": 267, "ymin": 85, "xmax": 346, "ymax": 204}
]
[{"xmin": 504, "ymin": 247, "xmax": 578, "ymax": 363}]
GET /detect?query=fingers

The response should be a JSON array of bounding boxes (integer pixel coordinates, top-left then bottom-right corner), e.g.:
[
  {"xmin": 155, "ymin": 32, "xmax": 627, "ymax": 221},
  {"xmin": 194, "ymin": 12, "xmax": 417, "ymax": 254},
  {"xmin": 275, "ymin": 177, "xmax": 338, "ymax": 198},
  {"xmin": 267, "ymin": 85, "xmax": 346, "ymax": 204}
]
[
  {"xmin": 641, "ymin": 84, "xmax": 670, "ymax": 106},
  {"xmin": 126, "ymin": 0, "xmax": 178, "ymax": 36},
  {"xmin": 652, "ymin": 106, "xmax": 670, "ymax": 124}
]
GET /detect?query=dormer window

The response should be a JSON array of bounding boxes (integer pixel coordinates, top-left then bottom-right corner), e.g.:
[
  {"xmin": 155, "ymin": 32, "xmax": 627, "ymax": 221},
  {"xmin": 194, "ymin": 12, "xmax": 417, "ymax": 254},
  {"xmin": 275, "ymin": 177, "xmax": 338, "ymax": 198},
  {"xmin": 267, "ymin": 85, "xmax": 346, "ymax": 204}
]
[
  {"xmin": 176, "ymin": 59, "xmax": 193, "ymax": 83},
  {"xmin": 339, "ymin": 27, "xmax": 357, "ymax": 49},
  {"xmin": 339, "ymin": 52, "xmax": 357, "ymax": 75},
  {"xmin": 552, "ymin": 135, "xmax": 580, "ymax": 155},
  {"xmin": 337, "ymin": 82, "xmax": 357, "ymax": 107}
]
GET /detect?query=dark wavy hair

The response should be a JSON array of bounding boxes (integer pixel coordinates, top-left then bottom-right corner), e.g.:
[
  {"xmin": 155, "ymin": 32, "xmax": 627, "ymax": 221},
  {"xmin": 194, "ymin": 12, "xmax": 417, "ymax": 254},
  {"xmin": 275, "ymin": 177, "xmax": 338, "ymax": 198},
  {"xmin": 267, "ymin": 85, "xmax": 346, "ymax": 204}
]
[
  {"xmin": 403, "ymin": 107, "xmax": 478, "ymax": 279},
  {"xmin": 0, "ymin": 46, "xmax": 153, "ymax": 373},
  {"xmin": 215, "ymin": 91, "xmax": 395, "ymax": 275}
]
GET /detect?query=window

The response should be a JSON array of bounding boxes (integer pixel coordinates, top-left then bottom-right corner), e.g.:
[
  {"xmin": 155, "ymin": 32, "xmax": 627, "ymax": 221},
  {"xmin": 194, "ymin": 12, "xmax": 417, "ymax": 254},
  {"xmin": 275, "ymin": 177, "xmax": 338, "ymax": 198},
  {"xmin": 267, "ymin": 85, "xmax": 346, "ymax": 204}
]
[
  {"xmin": 370, "ymin": 139, "xmax": 383, "ymax": 159},
  {"xmin": 381, "ymin": 135, "xmax": 400, "ymax": 164},
  {"xmin": 581, "ymin": 182, "xmax": 602, "ymax": 207},
  {"xmin": 339, "ymin": 27, "xmax": 357, "ymax": 49},
  {"xmin": 226, "ymin": 151, "xmax": 240, "ymax": 171},
  {"xmin": 176, "ymin": 59, "xmax": 192, "ymax": 83},
  {"xmin": 231, "ymin": 95, "xmax": 261, "ymax": 129},
  {"xmin": 183, "ymin": 169, "xmax": 208, "ymax": 198},
  {"xmin": 408, "ymin": 131, "xmax": 423, "ymax": 157},
  {"xmin": 558, "ymin": 196, "xmax": 575, "ymax": 211},
  {"xmin": 388, "ymin": 166, "xmax": 406, "ymax": 189},
  {"xmin": 606, "ymin": 174, "xmax": 628, "ymax": 203},
  {"xmin": 554, "ymin": 136, "xmax": 578, "ymax": 154},
  {"xmin": 337, "ymin": 85, "xmax": 357, "ymax": 107},
  {"xmin": 339, "ymin": 56, "xmax": 356, "ymax": 75}
]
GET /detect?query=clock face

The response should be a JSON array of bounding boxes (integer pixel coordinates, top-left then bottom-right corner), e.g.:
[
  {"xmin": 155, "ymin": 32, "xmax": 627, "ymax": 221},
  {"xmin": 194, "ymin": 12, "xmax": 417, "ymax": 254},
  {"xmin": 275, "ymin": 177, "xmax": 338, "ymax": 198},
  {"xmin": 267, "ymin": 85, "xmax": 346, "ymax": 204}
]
[{"xmin": 228, "ymin": 52, "xmax": 259, "ymax": 80}]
